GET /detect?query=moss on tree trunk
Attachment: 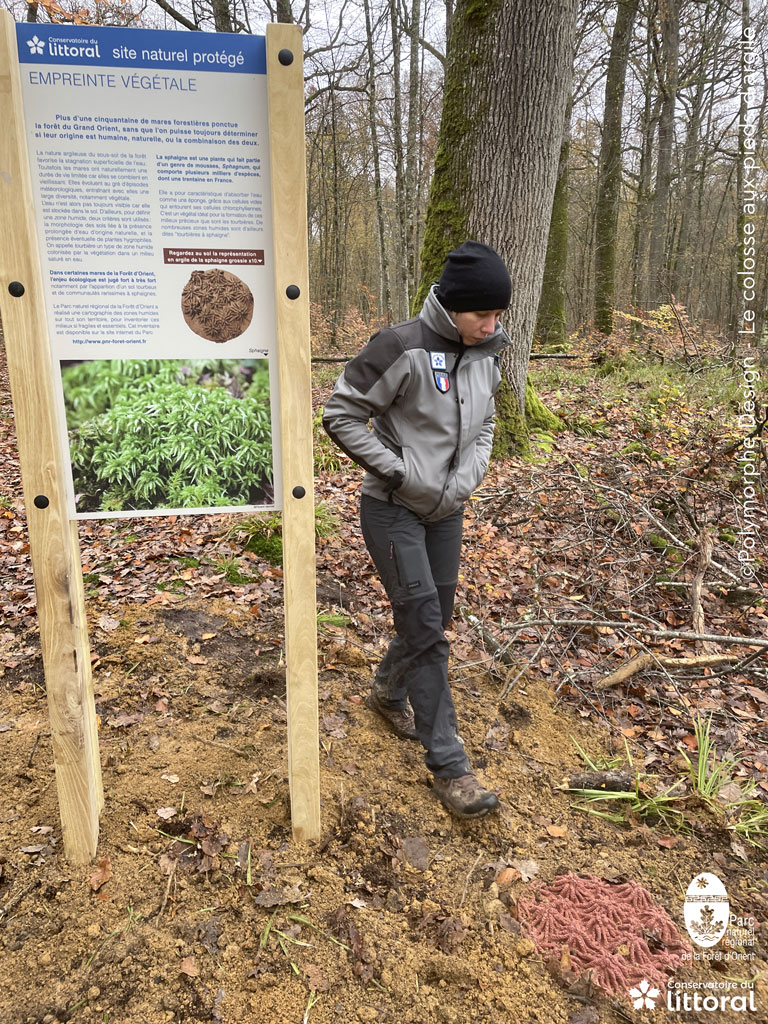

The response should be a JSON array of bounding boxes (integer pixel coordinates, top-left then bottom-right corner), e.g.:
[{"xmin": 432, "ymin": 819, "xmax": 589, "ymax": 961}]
[
  {"xmin": 491, "ymin": 377, "xmax": 531, "ymax": 458},
  {"xmin": 491, "ymin": 377, "xmax": 564, "ymax": 459},
  {"xmin": 525, "ymin": 378, "xmax": 564, "ymax": 432}
]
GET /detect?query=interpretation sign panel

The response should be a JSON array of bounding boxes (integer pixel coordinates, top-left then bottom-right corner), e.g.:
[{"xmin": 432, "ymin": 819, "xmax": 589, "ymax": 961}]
[{"xmin": 15, "ymin": 24, "xmax": 281, "ymax": 518}]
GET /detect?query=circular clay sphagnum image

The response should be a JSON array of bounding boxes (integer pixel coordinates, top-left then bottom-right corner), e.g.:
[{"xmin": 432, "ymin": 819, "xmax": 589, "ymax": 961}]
[{"xmin": 181, "ymin": 268, "xmax": 254, "ymax": 343}]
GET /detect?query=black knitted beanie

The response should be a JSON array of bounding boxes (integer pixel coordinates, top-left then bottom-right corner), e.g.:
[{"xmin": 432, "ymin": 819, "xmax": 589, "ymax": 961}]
[{"xmin": 435, "ymin": 240, "xmax": 511, "ymax": 312}]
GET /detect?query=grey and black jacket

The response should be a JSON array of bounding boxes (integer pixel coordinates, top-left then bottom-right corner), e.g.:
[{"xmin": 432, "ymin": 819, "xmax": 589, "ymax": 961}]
[{"xmin": 322, "ymin": 286, "xmax": 509, "ymax": 522}]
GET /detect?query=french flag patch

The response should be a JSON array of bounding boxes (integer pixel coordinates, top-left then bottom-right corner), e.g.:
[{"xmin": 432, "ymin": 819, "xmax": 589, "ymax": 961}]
[{"xmin": 433, "ymin": 370, "xmax": 450, "ymax": 392}]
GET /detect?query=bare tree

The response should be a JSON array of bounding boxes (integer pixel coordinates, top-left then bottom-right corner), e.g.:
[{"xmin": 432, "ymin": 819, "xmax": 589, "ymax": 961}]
[{"xmin": 594, "ymin": 0, "xmax": 639, "ymax": 334}]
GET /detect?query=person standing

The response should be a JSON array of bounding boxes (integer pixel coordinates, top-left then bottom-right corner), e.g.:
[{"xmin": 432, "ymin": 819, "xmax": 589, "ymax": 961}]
[{"xmin": 322, "ymin": 241, "xmax": 511, "ymax": 818}]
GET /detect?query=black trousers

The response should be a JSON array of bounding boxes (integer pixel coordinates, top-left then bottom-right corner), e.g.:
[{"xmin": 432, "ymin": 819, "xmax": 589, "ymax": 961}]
[{"xmin": 360, "ymin": 494, "xmax": 470, "ymax": 779}]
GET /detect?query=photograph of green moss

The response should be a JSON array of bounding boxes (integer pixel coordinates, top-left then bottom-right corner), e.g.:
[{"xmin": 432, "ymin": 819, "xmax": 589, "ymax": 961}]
[{"xmin": 61, "ymin": 358, "xmax": 274, "ymax": 514}]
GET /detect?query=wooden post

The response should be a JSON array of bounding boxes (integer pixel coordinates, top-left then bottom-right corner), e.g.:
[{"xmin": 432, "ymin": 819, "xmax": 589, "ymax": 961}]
[
  {"xmin": 0, "ymin": 12, "xmax": 103, "ymax": 863},
  {"xmin": 266, "ymin": 24, "xmax": 321, "ymax": 841}
]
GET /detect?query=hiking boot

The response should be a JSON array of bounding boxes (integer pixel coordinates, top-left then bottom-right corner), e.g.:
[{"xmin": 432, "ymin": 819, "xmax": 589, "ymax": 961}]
[
  {"xmin": 432, "ymin": 773, "xmax": 500, "ymax": 819},
  {"xmin": 364, "ymin": 689, "xmax": 419, "ymax": 741}
]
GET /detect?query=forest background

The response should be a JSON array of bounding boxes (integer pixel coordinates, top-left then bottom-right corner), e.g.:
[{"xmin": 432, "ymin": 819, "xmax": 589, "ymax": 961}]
[{"xmin": 4, "ymin": 0, "xmax": 766, "ymax": 358}]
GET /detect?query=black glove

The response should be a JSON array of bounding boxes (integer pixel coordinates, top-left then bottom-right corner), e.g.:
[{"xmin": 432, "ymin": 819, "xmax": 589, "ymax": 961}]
[{"xmin": 384, "ymin": 469, "xmax": 404, "ymax": 501}]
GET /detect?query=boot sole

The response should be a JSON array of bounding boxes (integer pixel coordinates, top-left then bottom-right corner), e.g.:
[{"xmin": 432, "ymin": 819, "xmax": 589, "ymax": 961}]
[{"xmin": 435, "ymin": 795, "xmax": 499, "ymax": 819}]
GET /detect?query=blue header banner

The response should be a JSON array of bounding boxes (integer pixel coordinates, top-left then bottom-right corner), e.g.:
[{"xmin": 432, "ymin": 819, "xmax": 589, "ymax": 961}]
[{"xmin": 16, "ymin": 24, "xmax": 266, "ymax": 74}]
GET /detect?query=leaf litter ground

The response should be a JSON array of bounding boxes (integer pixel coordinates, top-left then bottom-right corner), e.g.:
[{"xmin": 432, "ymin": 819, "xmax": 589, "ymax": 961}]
[{"xmin": 1, "ymin": 335, "xmax": 767, "ymax": 1024}]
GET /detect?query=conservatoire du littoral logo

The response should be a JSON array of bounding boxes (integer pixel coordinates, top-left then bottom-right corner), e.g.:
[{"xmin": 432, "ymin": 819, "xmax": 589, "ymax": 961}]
[
  {"xmin": 629, "ymin": 979, "xmax": 660, "ymax": 1010},
  {"xmin": 27, "ymin": 35, "xmax": 45, "ymax": 55}
]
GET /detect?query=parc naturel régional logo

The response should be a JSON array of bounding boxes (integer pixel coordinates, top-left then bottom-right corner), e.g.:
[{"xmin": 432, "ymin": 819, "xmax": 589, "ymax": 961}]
[
  {"xmin": 26, "ymin": 35, "xmax": 101, "ymax": 60},
  {"xmin": 631, "ymin": 872, "xmax": 759, "ymax": 1014},
  {"xmin": 684, "ymin": 871, "xmax": 729, "ymax": 947}
]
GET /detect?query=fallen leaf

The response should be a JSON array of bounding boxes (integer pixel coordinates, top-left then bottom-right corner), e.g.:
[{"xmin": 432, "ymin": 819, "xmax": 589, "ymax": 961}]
[
  {"xmin": 498, "ymin": 913, "xmax": 520, "ymax": 935},
  {"xmin": 483, "ymin": 722, "xmax": 510, "ymax": 750},
  {"xmin": 30, "ymin": 825, "xmax": 54, "ymax": 835},
  {"xmin": 161, "ymin": 773, "xmax": 180, "ymax": 784},
  {"xmin": 156, "ymin": 807, "xmax": 177, "ymax": 820},
  {"xmin": 511, "ymin": 859, "xmax": 539, "ymax": 882},
  {"xmin": 180, "ymin": 956, "xmax": 200, "ymax": 978},
  {"xmin": 567, "ymin": 1007, "xmax": 600, "ymax": 1024},
  {"xmin": 159, "ymin": 853, "xmax": 177, "ymax": 875},
  {"xmin": 402, "ymin": 836, "xmax": 430, "ymax": 871},
  {"xmin": 244, "ymin": 773, "xmax": 261, "ymax": 794},
  {"xmin": 187, "ymin": 655, "xmax": 208, "ymax": 665},
  {"xmin": 106, "ymin": 711, "xmax": 143, "ymax": 729},
  {"xmin": 90, "ymin": 855, "xmax": 112, "ymax": 891},
  {"xmin": 718, "ymin": 782, "xmax": 744, "ymax": 805},
  {"xmin": 253, "ymin": 885, "xmax": 305, "ymax": 908},
  {"xmin": 496, "ymin": 867, "xmax": 521, "ymax": 889},
  {"xmin": 730, "ymin": 840, "xmax": 749, "ymax": 861},
  {"xmin": 657, "ymin": 836, "xmax": 679, "ymax": 849},
  {"xmin": 0, "ymin": 722, "xmax": 13, "ymax": 732},
  {"xmin": 303, "ymin": 962, "xmax": 330, "ymax": 992},
  {"xmin": 207, "ymin": 700, "xmax": 228, "ymax": 715},
  {"xmin": 97, "ymin": 614, "xmax": 120, "ymax": 632},
  {"xmin": 547, "ymin": 824, "xmax": 568, "ymax": 838},
  {"xmin": 321, "ymin": 714, "xmax": 347, "ymax": 739},
  {"xmin": 198, "ymin": 917, "xmax": 224, "ymax": 956},
  {"xmin": 347, "ymin": 897, "xmax": 367, "ymax": 909}
]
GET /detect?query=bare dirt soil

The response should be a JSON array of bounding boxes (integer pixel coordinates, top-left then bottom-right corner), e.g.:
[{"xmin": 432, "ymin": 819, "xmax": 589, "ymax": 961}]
[{"xmin": 0, "ymin": 593, "xmax": 765, "ymax": 1024}]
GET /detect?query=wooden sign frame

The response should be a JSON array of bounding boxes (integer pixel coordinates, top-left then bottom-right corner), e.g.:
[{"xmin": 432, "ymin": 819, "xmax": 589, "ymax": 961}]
[{"xmin": 0, "ymin": 17, "xmax": 319, "ymax": 861}]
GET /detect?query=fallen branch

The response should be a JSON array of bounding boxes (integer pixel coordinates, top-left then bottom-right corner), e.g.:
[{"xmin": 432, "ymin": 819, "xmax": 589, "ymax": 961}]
[
  {"xmin": 595, "ymin": 653, "xmax": 740, "ymax": 691},
  {"xmin": 565, "ymin": 771, "xmax": 636, "ymax": 792},
  {"xmin": 503, "ymin": 618, "xmax": 768, "ymax": 650},
  {"xmin": 0, "ymin": 881, "xmax": 39, "ymax": 923},
  {"xmin": 157, "ymin": 859, "xmax": 177, "ymax": 918},
  {"xmin": 458, "ymin": 607, "xmax": 515, "ymax": 666},
  {"xmin": 458, "ymin": 852, "xmax": 483, "ymax": 910},
  {"xmin": 561, "ymin": 472, "xmax": 744, "ymax": 586},
  {"xmin": 690, "ymin": 528, "xmax": 714, "ymax": 644}
]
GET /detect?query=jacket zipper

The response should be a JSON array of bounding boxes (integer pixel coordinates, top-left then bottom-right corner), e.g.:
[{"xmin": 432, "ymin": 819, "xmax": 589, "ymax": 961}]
[
  {"xmin": 423, "ymin": 350, "xmax": 464, "ymax": 518},
  {"xmin": 389, "ymin": 540, "xmax": 402, "ymax": 585}
]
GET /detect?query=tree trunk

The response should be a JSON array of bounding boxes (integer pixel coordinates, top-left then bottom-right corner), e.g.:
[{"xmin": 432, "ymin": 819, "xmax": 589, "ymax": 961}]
[
  {"xmin": 211, "ymin": 0, "xmax": 233, "ymax": 34},
  {"xmin": 670, "ymin": 73, "xmax": 704, "ymax": 303},
  {"xmin": 416, "ymin": 0, "xmax": 577, "ymax": 454},
  {"xmin": 390, "ymin": 0, "xmax": 409, "ymax": 320},
  {"xmin": 535, "ymin": 97, "xmax": 572, "ymax": 350},
  {"xmin": 646, "ymin": 0, "xmax": 680, "ymax": 308},
  {"xmin": 405, "ymin": 0, "xmax": 422, "ymax": 303},
  {"xmin": 594, "ymin": 0, "xmax": 638, "ymax": 334},
  {"xmin": 631, "ymin": 18, "xmax": 659, "ymax": 310},
  {"xmin": 363, "ymin": 0, "xmax": 393, "ymax": 322},
  {"xmin": 276, "ymin": 0, "xmax": 293, "ymax": 22},
  {"xmin": 734, "ymin": 0, "xmax": 749, "ymax": 342}
]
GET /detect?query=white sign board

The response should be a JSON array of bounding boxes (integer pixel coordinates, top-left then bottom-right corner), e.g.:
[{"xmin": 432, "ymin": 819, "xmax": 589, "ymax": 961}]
[{"xmin": 15, "ymin": 24, "xmax": 281, "ymax": 518}]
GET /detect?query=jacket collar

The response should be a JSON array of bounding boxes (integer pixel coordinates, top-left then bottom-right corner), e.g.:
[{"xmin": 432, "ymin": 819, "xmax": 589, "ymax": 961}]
[{"xmin": 419, "ymin": 284, "xmax": 509, "ymax": 354}]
